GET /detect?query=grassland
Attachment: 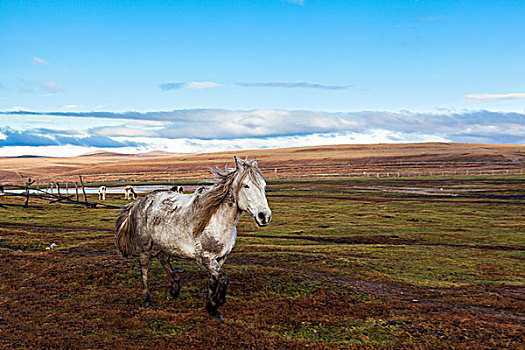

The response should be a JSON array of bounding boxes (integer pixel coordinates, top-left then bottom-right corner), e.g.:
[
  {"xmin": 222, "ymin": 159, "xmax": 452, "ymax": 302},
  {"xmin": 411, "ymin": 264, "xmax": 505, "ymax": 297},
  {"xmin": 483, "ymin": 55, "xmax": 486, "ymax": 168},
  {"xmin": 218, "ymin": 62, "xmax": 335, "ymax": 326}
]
[{"xmin": 0, "ymin": 175, "xmax": 523, "ymax": 349}]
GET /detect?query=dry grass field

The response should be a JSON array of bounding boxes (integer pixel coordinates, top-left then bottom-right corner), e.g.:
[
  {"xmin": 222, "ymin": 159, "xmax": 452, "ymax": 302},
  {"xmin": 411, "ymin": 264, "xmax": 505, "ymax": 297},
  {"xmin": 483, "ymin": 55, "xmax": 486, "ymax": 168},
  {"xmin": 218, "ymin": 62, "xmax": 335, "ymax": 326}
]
[
  {"xmin": 1, "ymin": 143, "xmax": 524, "ymax": 184},
  {"xmin": 0, "ymin": 143, "xmax": 524, "ymax": 349}
]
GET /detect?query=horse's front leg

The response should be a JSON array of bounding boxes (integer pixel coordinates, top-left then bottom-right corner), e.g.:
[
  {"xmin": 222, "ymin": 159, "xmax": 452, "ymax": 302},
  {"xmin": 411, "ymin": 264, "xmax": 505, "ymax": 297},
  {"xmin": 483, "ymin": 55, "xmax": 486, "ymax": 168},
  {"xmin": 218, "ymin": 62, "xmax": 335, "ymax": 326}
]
[{"xmin": 200, "ymin": 257, "xmax": 229, "ymax": 320}]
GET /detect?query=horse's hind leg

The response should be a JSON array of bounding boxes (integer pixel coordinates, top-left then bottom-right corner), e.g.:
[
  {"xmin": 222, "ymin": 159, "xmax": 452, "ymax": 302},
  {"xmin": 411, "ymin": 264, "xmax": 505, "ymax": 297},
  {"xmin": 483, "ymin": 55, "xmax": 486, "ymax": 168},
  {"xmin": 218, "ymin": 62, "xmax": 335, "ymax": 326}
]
[
  {"xmin": 157, "ymin": 251, "xmax": 181, "ymax": 300},
  {"xmin": 138, "ymin": 251, "xmax": 154, "ymax": 307}
]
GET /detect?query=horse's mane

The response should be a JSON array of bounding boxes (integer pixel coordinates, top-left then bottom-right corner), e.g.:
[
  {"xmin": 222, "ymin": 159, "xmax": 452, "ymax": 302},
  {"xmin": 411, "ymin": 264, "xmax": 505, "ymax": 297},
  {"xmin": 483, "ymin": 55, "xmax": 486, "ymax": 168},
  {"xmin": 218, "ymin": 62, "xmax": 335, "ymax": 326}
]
[{"xmin": 192, "ymin": 163, "xmax": 263, "ymax": 237}]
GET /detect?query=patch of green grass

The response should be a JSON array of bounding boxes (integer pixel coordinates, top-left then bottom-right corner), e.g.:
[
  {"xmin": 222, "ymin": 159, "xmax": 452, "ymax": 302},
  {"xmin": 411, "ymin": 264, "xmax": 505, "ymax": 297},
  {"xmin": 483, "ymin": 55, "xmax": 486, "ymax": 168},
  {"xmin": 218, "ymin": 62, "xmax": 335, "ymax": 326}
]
[
  {"xmin": 1, "ymin": 175, "xmax": 523, "ymax": 348},
  {"xmin": 147, "ymin": 319, "xmax": 192, "ymax": 336},
  {"xmin": 278, "ymin": 318, "xmax": 398, "ymax": 345}
]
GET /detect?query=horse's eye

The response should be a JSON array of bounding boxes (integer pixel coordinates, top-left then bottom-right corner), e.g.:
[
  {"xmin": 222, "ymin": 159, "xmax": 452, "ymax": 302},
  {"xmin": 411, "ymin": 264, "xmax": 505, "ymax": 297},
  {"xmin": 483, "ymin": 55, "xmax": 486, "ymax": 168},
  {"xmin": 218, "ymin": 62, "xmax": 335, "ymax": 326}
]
[{"xmin": 243, "ymin": 184, "xmax": 250, "ymax": 189}]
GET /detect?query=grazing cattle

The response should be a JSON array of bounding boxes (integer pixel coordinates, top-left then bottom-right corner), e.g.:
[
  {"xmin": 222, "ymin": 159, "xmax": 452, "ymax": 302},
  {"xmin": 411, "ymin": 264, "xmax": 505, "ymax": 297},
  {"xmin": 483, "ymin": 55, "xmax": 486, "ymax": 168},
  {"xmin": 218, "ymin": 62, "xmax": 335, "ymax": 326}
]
[
  {"xmin": 98, "ymin": 186, "xmax": 107, "ymax": 200},
  {"xmin": 170, "ymin": 185, "xmax": 184, "ymax": 194},
  {"xmin": 124, "ymin": 185, "xmax": 137, "ymax": 200},
  {"xmin": 116, "ymin": 157, "xmax": 271, "ymax": 320}
]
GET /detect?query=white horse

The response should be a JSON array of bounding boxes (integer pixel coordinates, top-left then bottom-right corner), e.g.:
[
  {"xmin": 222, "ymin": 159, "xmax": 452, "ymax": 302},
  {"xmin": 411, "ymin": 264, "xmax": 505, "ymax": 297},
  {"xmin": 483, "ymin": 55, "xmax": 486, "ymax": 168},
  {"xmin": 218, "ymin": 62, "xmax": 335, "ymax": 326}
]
[
  {"xmin": 98, "ymin": 186, "xmax": 106, "ymax": 200},
  {"xmin": 170, "ymin": 185, "xmax": 184, "ymax": 194},
  {"xmin": 115, "ymin": 157, "xmax": 271, "ymax": 319},
  {"xmin": 124, "ymin": 185, "xmax": 136, "ymax": 200}
]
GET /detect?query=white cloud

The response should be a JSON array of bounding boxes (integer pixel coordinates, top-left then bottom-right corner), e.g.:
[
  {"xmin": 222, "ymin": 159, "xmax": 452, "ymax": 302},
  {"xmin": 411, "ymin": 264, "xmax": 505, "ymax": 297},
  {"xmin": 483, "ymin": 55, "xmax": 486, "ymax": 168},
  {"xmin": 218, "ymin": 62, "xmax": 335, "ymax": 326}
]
[
  {"xmin": 462, "ymin": 124, "xmax": 525, "ymax": 136},
  {"xmin": 62, "ymin": 105, "xmax": 82, "ymax": 110},
  {"xmin": 110, "ymin": 130, "xmax": 448, "ymax": 155},
  {"xmin": 93, "ymin": 126, "xmax": 159, "ymax": 137},
  {"xmin": 1, "ymin": 109, "xmax": 523, "ymax": 156},
  {"xmin": 3, "ymin": 129, "xmax": 439, "ymax": 157},
  {"xmin": 9, "ymin": 106, "xmax": 30, "ymax": 111},
  {"xmin": 160, "ymin": 80, "xmax": 349, "ymax": 90},
  {"xmin": 39, "ymin": 82, "xmax": 64, "ymax": 93},
  {"xmin": 238, "ymin": 81, "xmax": 348, "ymax": 90},
  {"xmin": 0, "ymin": 145, "xmax": 97, "ymax": 157},
  {"xmin": 465, "ymin": 93, "xmax": 525, "ymax": 102},
  {"xmin": 130, "ymin": 120, "xmax": 168, "ymax": 126},
  {"xmin": 159, "ymin": 81, "xmax": 221, "ymax": 90},
  {"xmin": 185, "ymin": 81, "xmax": 222, "ymax": 89},
  {"xmin": 22, "ymin": 119, "xmax": 57, "ymax": 124},
  {"xmin": 32, "ymin": 56, "xmax": 50, "ymax": 67},
  {"xmin": 149, "ymin": 109, "xmax": 362, "ymax": 138}
]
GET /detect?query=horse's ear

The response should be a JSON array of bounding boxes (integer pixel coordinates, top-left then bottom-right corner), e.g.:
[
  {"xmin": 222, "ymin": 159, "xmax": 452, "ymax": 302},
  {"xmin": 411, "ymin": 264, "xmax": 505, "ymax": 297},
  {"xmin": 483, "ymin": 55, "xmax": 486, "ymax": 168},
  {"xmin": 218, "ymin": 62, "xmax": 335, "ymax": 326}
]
[
  {"xmin": 234, "ymin": 156, "xmax": 244, "ymax": 170},
  {"xmin": 250, "ymin": 159, "xmax": 258, "ymax": 168}
]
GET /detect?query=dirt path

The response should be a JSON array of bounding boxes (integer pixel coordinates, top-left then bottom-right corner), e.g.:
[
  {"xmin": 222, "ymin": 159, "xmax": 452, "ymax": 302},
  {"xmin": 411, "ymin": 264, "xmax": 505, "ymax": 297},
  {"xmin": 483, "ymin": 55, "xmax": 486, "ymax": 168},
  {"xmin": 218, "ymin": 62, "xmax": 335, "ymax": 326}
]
[{"xmin": 242, "ymin": 233, "xmax": 525, "ymax": 251}]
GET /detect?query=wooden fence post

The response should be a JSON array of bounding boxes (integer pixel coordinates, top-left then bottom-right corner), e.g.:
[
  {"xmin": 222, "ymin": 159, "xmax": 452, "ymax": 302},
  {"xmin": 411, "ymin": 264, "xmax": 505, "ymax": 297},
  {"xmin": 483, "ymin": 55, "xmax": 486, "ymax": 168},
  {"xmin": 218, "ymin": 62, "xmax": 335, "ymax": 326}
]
[
  {"xmin": 24, "ymin": 178, "xmax": 35, "ymax": 208},
  {"xmin": 75, "ymin": 182, "xmax": 79, "ymax": 201},
  {"xmin": 79, "ymin": 176, "xmax": 88, "ymax": 204}
]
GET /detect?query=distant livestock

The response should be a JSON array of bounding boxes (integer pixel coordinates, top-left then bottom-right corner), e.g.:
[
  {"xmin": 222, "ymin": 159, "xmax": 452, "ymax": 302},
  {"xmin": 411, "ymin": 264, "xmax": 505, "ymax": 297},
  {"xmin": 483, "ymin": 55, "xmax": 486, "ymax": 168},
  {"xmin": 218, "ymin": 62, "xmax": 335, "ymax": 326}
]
[
  {"xmin": 98, "ymin": 186, "xmax": 106, "ymax": 200},
  {"xmin": 170, "ymin": 185, "xmax": 184, "ymax": 194},
  {"xmin": 124, "ymin": 185, "xmax": 137, "ymax": 200}
]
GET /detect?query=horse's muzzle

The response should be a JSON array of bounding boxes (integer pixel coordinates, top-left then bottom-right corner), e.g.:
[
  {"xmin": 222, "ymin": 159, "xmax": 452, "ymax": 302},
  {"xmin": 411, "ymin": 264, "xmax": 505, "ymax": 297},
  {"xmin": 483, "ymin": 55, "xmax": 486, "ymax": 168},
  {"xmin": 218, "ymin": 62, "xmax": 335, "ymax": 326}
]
[{"xmin": 256, "ymin": 211, "xmax": 272, "ymax": 227}]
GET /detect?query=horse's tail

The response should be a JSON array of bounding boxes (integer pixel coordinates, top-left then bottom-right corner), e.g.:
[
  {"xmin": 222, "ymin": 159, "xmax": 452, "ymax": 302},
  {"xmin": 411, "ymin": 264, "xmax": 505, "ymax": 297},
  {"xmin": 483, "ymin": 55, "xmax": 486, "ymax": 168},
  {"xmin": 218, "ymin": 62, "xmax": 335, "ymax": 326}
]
[{"xmin": 115, "ymin": 201, "xmax": 138, "ymax": 258}]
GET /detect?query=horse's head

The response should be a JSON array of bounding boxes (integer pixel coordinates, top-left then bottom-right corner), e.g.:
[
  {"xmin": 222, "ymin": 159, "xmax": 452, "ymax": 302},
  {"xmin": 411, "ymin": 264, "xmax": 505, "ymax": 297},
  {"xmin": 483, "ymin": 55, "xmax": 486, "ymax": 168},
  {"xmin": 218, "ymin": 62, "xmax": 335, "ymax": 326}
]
[{"xmin": 233, "ymin": 156, "xmax": 272, "ymax": 227}]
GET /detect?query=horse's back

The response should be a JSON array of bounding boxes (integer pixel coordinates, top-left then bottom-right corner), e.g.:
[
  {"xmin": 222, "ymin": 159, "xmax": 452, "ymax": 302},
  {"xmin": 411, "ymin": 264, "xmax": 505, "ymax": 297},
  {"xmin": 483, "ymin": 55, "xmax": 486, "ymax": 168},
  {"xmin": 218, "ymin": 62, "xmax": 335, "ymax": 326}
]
[{"xmin": 135, "ymin": 190, "xmax": 197, "ymax": 258}]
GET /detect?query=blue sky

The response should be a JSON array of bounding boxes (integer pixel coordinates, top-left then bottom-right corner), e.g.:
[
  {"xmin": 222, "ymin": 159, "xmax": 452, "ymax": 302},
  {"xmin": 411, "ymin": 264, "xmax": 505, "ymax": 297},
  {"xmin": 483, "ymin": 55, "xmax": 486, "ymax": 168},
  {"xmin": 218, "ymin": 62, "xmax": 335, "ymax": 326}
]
[{"xmin": 1, "ymin": 0, "xmax": 524, "ymax": 156}]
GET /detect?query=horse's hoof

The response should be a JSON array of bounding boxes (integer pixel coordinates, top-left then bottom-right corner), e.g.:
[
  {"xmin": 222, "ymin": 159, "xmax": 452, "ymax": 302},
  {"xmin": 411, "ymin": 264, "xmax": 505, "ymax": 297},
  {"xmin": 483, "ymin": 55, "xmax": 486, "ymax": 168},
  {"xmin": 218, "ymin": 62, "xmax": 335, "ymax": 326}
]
[
  {"xmin": 169, "ymin": 287, "xmax": 180, "ymax": 300},
  {"xmin": 141, "ymin": 300, "xmax": 153, "ymax": 308},
  {"xmin": 208, "ymin": 309, "xmax": 224, "ymax": 320}
]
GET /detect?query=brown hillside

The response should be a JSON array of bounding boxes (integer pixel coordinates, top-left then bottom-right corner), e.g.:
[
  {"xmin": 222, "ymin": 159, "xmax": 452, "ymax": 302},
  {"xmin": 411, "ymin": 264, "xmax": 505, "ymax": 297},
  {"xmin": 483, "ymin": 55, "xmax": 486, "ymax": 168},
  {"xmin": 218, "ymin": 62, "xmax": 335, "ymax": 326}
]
[{"xmin": 0, "ymin": 143, "xmax": 523, "ymax": 183}]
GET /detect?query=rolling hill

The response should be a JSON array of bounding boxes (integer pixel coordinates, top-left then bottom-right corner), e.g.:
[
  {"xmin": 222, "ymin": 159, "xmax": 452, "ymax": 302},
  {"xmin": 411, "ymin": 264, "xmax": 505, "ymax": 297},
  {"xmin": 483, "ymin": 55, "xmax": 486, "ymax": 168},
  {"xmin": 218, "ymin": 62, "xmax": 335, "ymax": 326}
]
[{"xmin": 0, "ymin": 143, "xmax": 523, "ymax": 183}]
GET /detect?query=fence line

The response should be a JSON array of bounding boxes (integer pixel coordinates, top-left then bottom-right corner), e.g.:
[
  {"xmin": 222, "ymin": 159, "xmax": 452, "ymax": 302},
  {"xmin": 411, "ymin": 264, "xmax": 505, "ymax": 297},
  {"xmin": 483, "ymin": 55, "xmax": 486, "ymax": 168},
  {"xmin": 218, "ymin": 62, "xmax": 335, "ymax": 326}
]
[
  {"xmin": 1, "ymin": 167, "xmax": 523, "ymax": 209},
  {"xmin": 0, "ymin": 167, "xmax": 523, "ymax": 187},
  {"xmin": 0, "ymin": 182, "xmax": 119, "ymax": 209}
]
